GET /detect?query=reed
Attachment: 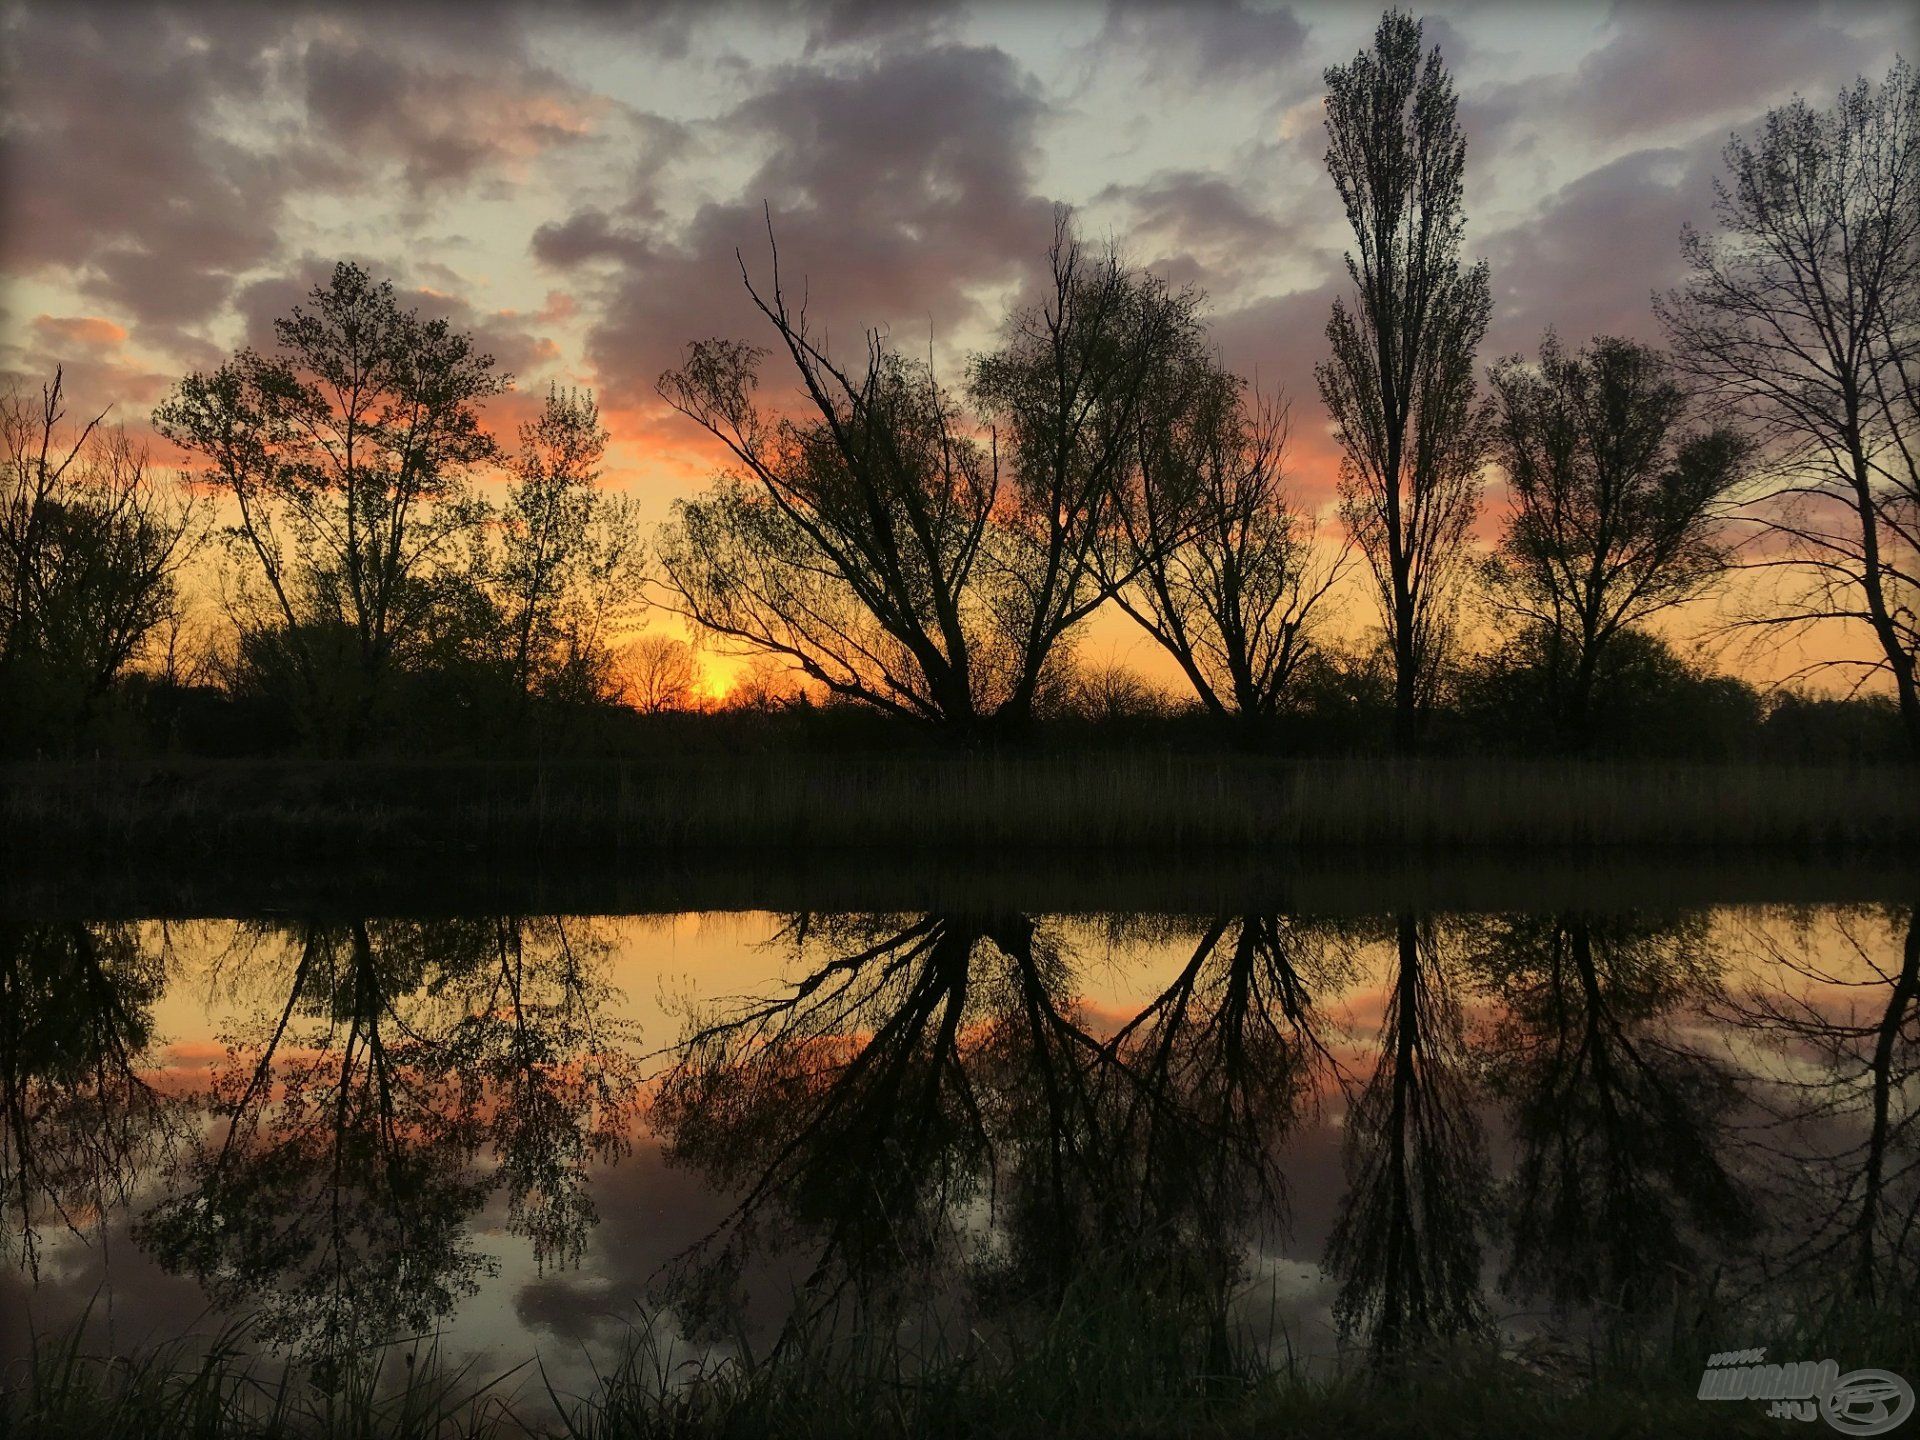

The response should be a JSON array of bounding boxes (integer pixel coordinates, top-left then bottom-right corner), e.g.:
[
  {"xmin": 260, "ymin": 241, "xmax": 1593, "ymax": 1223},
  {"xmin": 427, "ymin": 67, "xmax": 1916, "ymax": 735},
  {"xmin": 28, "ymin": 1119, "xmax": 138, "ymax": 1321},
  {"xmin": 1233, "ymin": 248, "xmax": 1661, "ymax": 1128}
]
[
  {"xmin": 8, "ymin": 1278, "xmax": 1813, "ymax": 1440},
  {"xmin": 8, "ymin": 755, "xmax": 1917, "ymax": 862}
]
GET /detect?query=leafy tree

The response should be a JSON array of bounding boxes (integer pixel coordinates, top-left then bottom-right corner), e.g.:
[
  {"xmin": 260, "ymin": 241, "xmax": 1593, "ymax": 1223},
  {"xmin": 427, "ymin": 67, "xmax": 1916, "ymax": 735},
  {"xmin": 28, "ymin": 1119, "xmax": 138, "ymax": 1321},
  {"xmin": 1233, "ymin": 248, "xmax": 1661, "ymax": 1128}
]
[
  {"xmin": 1, "ymin": 368, "xmax": 203, "ymax": 745},
  {"xmin": 1317, "ymin": 11, "xmax": 1492, "ymax": 749},
  {"xmin": 495, "ymin": 387, "xmax": 644, "ymax": 714},
  {"xmin": 1659, "ymin": 61, "xmax": 1920, "ymax": 754},
  {"xmin": 155, "ymin": 263, "xmax": 507, "ymax": 749},
  {"xmin": 1486, "ymin": 335, "xmax": 1748, "ymax": 742}
]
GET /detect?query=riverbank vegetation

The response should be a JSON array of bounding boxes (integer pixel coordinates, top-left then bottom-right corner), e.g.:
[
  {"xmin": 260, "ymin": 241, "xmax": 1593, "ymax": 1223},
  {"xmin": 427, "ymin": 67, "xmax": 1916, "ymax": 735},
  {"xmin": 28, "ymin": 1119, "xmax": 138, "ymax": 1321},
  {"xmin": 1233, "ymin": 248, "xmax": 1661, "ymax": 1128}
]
[
  {"xmin": 9, "ymin": 754, "xmax": 1916, "ymax": 861},
  {"xmin": 10, "ymin": 1283, "xmax": 1905, "ymax": 1439}
]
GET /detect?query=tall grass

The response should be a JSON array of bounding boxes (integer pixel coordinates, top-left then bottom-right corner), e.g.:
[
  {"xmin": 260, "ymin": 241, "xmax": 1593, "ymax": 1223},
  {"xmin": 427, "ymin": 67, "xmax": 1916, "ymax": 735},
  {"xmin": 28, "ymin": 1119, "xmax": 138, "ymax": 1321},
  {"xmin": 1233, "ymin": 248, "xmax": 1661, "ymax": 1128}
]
[
  {"xmin": 8, "ymin": 755, "xmax": 1917, "ymax": 860},
  {"xmin": 16, "ymin": 1274, "xmax": 1896, "ymax": 1439},
  {"xmin": 7, "ymin": 1316, "xmax": 529, "ymax": 1440}
]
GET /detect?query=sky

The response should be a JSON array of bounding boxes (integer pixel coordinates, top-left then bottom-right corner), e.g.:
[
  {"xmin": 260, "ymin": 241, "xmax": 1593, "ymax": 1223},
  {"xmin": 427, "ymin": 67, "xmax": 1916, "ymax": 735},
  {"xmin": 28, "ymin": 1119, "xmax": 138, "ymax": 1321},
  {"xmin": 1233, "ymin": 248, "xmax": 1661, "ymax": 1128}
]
[{"xmin": 2, "ymin": 0, "xmax": 1914, "ymax": 688}]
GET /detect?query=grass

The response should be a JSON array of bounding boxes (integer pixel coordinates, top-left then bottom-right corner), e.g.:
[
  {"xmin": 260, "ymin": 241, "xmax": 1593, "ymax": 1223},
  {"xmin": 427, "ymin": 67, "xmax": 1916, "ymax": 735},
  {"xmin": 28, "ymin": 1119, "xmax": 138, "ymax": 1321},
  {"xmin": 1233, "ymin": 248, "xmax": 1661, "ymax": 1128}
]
[
  {"xmin": 7, "ymin": 754, "xmax": 1918, "ymax": 862},
  {"xmin": 11, "ymin": 1279, "xmax": 1912, "ymax": 1440}
]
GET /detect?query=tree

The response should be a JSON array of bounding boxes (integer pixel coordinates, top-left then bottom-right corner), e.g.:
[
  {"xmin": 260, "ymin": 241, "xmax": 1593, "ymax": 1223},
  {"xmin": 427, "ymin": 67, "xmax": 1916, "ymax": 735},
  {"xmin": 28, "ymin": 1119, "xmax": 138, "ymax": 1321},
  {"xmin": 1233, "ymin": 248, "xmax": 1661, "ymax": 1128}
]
[
  {"xmin": 1317, "ymin": 11, "xmax": 1492, "ymax": 749},
  {"xmin": 621, "ymin": 633, "xmax": 701, "ymax": 714},
  {"xmin": 1110, "ymin": 372, "xmax": 1349, "ymax": 724},
  {"xmin": 1486, "ymin": 335, "xmax": 1748, "ymax": 742},
  {"xmin": 1, "ymin": 368, "xmax": 203, "ymax": 745},
  {"xmin": 495, "ymin": 386, "xmax": 644, "ymax": 712},
  {"xmin": 658, "ymin": 324, "xmax": 996, "ymax": 725},
  {"xmin": 155, "ymin": 263, "xmax": 507, "ymax": 749},
  {"xmin": 1658, "ymin": 61, "xmax": 1920, "ymax": 754},
  {"xmin": 969, "ymin": 212, "xmax": 1205, "ymax": 726},
  {"xmin": 657, "ymin": 212, "xmax": 1202, "ymax": 734}
]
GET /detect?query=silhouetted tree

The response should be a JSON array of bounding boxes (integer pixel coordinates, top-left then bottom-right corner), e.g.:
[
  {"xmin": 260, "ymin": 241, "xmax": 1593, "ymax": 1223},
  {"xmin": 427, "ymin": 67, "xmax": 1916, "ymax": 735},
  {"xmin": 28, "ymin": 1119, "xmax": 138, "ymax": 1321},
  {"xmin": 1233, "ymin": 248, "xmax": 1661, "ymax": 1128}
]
[
  {"xmin": 1110, "ymin": 374, "xmax": 1350, "ymax": 724},
  {"xmin": 138, "ymin": 916, "xmax": 639, "ymax": 1366},
  {"xmin": 1486, "ymin": 335, "xmax": 1748, "ymax": 742},
  {"xmin": 658, "ymin": 305, "xmax": 1000, "ymax": 725},
  {"xmin": 659, "ymin": 213, "xmax": 1202, "ymax": 733},
  {"xmin": 1, "ymin": 369, "xmax": 203, "ymax": 745},
  {"xmin": 1659, "ymin": 61, "xmax": 1920, "ymax": 754},
  {"xmin": 155, "ymin": 263, "xmax": 507, "ymax": 750},
  {"xmin": 650, "ymin": 910, "xmax": 1326, "ymax": 1345},
  {"xmin": 969, "ymin": 213, "xmax": 1205, "ymax": 728},
  {"xmin": 1317, "ymin": 11, "xmax": 1492, "ymax": 750},
  {"xmin": 621, "ymin": 633, "xmax": 701, "ymax": 713},
  {"xmin": 1724, "ymin": 905, "xmax": 1920, "ymax": 1303},
  {"xmin": 496, "ymin": 387, "xmax": 644, "ymax": 715}
]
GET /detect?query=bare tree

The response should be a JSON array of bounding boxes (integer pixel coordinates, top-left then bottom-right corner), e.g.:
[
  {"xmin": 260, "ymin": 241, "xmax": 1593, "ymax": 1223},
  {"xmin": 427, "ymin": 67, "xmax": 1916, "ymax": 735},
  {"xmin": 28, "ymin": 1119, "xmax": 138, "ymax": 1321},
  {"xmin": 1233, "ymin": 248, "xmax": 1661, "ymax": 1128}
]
[
  {"xmin": 1111, "ymin": 370, "xmax": 1349, "ymax": 724},
  {"xmin": 155, "ymin": 263, "xmax": 507, "ymax": 749},
  {"xmin": 621, "ymin": 633, "xmax": 701, "ymax": 714},
  {"xmin": 658, "ymin": 323, "xmax": 996, "ymax": 725},
  {"xmin": 1486, "ymin": 334, "xmax": 1749, "ymax": 741},
  {"xmin": 1659, "ymin": 60, "xmax": 1920, "ymax": 754},
  {"xmin": 1, "ymin": 368, "xmax": 204, "ymax": 741},
  {"xmin": 1317, "ymin": 11, "xmax": 1492, "ymax": 749},
  {"xmin": 658, "ymin": 212, "xmax": 1200, "ymax": 733}
]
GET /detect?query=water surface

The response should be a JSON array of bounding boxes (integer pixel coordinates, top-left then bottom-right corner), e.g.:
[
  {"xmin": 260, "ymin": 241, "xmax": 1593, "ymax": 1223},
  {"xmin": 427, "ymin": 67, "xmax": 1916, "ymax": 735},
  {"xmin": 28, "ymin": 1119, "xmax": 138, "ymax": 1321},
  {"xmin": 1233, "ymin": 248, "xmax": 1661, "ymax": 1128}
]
[{"xmin": 4, "ymin": 859, "xmax": 1915, "ymax": 1401}]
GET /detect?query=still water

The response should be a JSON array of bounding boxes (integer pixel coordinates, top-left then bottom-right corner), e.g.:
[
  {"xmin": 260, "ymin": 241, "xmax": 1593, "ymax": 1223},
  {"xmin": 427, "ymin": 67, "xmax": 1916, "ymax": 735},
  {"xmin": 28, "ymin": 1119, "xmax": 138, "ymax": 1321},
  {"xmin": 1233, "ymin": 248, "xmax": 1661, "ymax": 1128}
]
[{"xmin": 3, "ymin": 863, "xmax": 1915, "ymax": 1399}]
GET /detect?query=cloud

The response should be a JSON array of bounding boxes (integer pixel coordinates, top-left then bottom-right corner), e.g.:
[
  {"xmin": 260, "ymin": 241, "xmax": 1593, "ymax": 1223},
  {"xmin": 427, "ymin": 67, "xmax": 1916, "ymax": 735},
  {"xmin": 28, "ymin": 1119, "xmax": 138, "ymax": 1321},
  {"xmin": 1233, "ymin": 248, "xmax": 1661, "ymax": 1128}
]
[
  {"xmin": 0, "ymin": 4, "xmax": 287, "ymax": 337},
  {"xmin": 1481, "ymin": 140, "xmax": 1718, "ymax": 356},
  {"xmin": 0, "ymin": 2, "xmax": 607, "ymax": 358},
  {"xmin": 1094, "ymin": 168, "xmax": 1328, "ymax": 296},
  {"xmin": 543, "ymin": 40, "xmax": 1056, "ymax": 417},
  {"xmin": 298, "ymin": 29, "xmax": 607, "ymax": 195},
  {"xmin": 1093, "ymin": 0, "xmax": 1309, "ymax": 87},
  {"xmin": 1566, "ymin": 0, "xmax": 1877, "ymax": 142}
]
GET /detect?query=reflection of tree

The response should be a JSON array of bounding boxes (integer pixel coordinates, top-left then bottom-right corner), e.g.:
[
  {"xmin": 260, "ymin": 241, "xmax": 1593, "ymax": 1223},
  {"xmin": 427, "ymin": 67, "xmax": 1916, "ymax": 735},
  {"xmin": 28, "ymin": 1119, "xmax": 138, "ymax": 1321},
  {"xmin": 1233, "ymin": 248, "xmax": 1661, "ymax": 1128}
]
[
  {"xmin": 1463, "ymin": 912, "xmax": 1754, "ymax": 1312},
  {"xmin": 1325, "ymin": 914, "xmax": 1487, "ymax": 1358},
  {"xmin": 137, "ymin": 916, "xmax": 639, "ymax": 1367},
  {"xmin": 650, "ymin": 912, "xmax": 1337, "ymax": 1340},
  {"xmin": 1097, "ymin": 915, "xmax": 1343, "ymax": 1280},
  {"xmin": 0, "ymin": 921, "xmax": 172, "ymax": 1272},
  {"xmin": 1729, "ymin": 905, "xmax": 1920, "ymax": 1303},
  {"xmin": 652, "ymin": 913, "xmax": 1017, "ymax": 1329}
]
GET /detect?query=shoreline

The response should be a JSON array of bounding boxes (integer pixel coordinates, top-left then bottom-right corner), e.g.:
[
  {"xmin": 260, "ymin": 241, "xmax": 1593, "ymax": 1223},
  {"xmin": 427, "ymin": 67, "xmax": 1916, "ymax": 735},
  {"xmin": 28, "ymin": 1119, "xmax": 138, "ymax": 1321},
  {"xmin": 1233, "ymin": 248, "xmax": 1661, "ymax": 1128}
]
[{"xmin": 9, "ymin": 754, "xmax": 1917, "ymax": 867}]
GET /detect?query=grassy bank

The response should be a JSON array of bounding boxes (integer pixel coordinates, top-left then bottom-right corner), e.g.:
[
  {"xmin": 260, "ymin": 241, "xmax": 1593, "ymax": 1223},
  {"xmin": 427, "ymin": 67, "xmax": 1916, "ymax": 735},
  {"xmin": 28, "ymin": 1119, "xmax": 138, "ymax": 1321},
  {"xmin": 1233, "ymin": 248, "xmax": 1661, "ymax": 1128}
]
[
  {"xmin": 6, "ymin": 755, "xmax": 1917, "ymax": 861},
  {"xmin": 14, "ymin": 1286, "xmax": 1866, "ymax": 1440}
]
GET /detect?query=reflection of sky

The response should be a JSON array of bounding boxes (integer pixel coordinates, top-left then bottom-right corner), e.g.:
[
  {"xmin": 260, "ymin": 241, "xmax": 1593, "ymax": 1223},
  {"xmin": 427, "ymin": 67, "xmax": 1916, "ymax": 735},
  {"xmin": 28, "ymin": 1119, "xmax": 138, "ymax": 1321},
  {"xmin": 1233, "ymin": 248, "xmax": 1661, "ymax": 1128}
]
[{"xmin": 3, "ymin": 904, "xmax": 1910, "ymax": 1399}]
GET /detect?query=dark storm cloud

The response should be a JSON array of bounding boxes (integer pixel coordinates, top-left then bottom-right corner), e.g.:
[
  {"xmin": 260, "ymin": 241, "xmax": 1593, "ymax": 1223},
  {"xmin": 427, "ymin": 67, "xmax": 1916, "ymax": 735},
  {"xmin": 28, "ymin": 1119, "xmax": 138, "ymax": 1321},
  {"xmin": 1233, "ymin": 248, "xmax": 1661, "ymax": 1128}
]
[
  {"xmin": 1093, "ymin": 167, "xmax": 1333, "ymax": 296},
  {"xmin": 1462, "ymin": 0, "xmax": 1898, "ymax": 163},
  {"xmin": 545, "ymin": 40, "xmax": 1055, "ymax": 410},
  {"xmin": 1566, "ymin": 0, "xmax": 1878, "ymax": 141}
]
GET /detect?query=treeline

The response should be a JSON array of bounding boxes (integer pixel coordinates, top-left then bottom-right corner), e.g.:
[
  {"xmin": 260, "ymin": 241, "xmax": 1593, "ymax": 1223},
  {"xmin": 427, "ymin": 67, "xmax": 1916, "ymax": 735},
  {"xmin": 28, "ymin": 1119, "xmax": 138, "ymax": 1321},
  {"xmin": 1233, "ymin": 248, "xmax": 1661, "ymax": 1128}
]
[{"xmin": 3, "ymin": 14, "xmax": 1914, "ymax": 761}]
